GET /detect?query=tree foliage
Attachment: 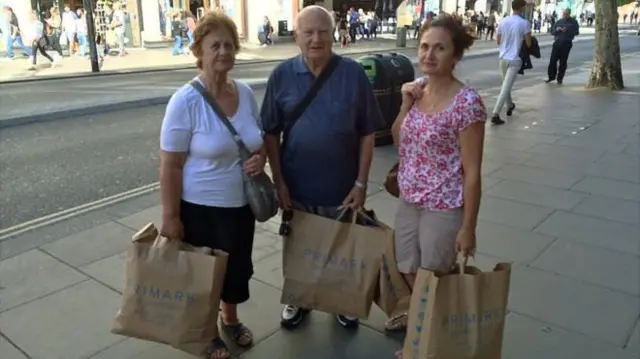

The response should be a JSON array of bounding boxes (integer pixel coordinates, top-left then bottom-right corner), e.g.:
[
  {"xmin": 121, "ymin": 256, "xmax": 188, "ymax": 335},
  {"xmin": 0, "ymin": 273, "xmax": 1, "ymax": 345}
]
[{"xmin": 586, "ymin": 0, "xmax": 624, "ymax": 90}]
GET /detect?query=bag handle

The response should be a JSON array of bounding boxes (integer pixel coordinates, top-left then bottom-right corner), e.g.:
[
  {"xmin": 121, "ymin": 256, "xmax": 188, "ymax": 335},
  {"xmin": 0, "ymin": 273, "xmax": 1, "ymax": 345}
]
[
  {"xmin": 282, "ymin": 54, "xmax": 342, "ymax": 147},
  {"xmin": 190, "ymin": 80, "xmax": 252, "ymax": 162},
  {"xmin": 458, "ymin": 255, "xmax": 469, "ymax": 274},
  {"xmin": 458, "ymin": 255, "xmax": 481, "ymax": 274},
  {"xmin": 336, "ymin": 208, "xmax": 376, "ymax": 224}
]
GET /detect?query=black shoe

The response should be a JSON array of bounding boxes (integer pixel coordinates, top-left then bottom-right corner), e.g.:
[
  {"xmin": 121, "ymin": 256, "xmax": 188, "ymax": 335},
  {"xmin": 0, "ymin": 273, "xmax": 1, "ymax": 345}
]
[
  {"xmin": 557, "ymin": 79, "xmax": 563, "ymax": 85},
  {"xmin": 336, "ymin": 314, "xmax": 359, "ymax": 329},
  {"xmin": 545, "ymin": 78, "xmax": 555, "ymax": 83},
  {"xmin": 280, "ymin": 305, "xmax": 310, "ymax": 329},
  {"xmin": 506, "ymin": 104, "xmax": 516, "ymax": 116},
  {"xmin": 491, "ymin": 115, "xmax": 505, "ymax": 125}
]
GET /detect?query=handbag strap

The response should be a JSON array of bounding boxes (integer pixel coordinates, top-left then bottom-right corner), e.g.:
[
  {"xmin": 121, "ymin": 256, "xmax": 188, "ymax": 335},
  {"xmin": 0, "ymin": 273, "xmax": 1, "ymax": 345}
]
[
  {"xmin": 190, "ymin": 80, "xmax": 252, "ymax": 160},
  {"xmin": 282, "ymin": 54, "xmax": 342, "ymax": 147}
]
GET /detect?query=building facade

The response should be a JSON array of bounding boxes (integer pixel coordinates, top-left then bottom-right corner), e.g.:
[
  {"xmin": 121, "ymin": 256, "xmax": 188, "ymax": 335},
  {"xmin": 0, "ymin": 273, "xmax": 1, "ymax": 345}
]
[{"xmin": 2, "ymin": 0, "xmax": 305, "ymax": 47}]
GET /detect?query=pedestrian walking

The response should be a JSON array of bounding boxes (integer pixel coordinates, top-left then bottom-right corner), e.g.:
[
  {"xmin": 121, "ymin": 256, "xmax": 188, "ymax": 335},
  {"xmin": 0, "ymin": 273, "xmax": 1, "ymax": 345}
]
[
  {"xmin": 2, "ymin": 5, "xmax": 32, "ymax": 60},
  {"xmin": 76, "ymin": 9, "xmax": 88, "ymax": 56},
  {"xmin": 170, "ymin": 11, "xmax": 184, "ymax": 55},
  {"xmin": 159, "ymin": 10, "xmax": 264, "ymax": 359},
  {"xmin": 28, "ymin": 10, "xmax": 54, "ymax": 69},
  {"xmin": 61, "ymin": 4, "xmax": 78, "ymax": 55},
  {"xmin": 485, "ymin": 10, "xmax": 497, "ymax": 40},
  {"xmin": 44, "ymin": 6, "xmax": 64, "ymax": 61},
  {"xmin": 185, "ymin": 10, "xmax": 196, "ymax": 53},
  {"xmin": 108, "ymin": 3, "xmax": 127, "ymax": 56},
  {"xmin": 490, "ymin": 0, "xmax": 532, "ymax": 125},
  {"xmin": 338, "ymin": 14, "xmax": 348, "ymax": 47},
  {"xmin": 261, "ymin": 5, "xmax": 384, "ymax": 331},
  {"xmin": 546, "ymin": 8, "xmax": 579, "ymax": 85}
]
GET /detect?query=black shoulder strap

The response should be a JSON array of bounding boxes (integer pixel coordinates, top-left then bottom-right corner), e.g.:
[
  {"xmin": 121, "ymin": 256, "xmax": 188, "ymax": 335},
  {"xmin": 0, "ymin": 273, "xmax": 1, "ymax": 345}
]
[
  {"xmin": 282, "ymin": 55, "xmax": 341, "ymax": 147},
  {"xmin": 190, "ymin": 80, "xmax": 252, "ymax": 161}
]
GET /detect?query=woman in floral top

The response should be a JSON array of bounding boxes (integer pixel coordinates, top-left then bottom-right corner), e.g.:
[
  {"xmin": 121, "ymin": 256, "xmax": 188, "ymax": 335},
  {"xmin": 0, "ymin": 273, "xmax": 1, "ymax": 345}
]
[{"xmin": 387, "ymin": 16, "xmax": 487, "ymax": 347}]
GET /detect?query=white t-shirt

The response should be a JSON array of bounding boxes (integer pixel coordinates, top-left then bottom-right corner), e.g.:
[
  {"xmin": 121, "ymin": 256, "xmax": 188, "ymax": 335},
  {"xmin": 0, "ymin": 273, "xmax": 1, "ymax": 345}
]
[
  {"xmin": 160, "ymin": 79, "xmax": 264, "ymax": 208},
  {"xmin": 497, "ymin": 15, "xmax": 530, "ymax": 61},
  {"xmin": 62, "ymin": 11, "xmax": 77, "ymax": 33}
]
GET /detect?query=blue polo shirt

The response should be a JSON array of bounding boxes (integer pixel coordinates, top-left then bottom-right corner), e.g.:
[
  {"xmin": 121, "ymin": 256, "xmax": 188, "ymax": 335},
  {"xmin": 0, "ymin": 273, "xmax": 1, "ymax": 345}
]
[{"xmin": 260, "ymin": 55, "xmax": 384, "ymax": 206}]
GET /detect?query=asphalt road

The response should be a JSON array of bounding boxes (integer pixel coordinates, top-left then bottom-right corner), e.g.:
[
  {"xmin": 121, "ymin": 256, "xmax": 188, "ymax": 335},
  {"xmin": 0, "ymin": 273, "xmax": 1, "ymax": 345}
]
[
  {"xmin": 0, "ymin": 36, "xmax": 638, "ymax": 230},
  {"xmin": 0, "ymin": 48, "xmax": 419, "ymax": 122}
]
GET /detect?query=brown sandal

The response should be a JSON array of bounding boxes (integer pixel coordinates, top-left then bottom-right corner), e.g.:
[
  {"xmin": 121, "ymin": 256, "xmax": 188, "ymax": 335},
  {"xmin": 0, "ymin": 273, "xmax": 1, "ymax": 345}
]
[
  {"xmin": 221, "ymin": 322, "xmax": 253, "ymax": 348},
  {"xmin": 203, "ymin": 337, "xmax": 230, "ymax": 359},
  {"xmin": 385, "ymin": 313, "xmax": 408, "ymax": 332}
]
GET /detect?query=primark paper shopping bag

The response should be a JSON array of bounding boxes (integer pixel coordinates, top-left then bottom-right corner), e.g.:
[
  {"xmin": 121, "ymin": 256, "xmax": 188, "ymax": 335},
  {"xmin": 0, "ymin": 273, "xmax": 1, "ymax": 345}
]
[
  {"xmin": 373, "ymin": 221, "xmax": 412, "ymax": 317},
  {"xmin": 402, "ymin": 260, "xmax": 511, "ymax": 359},
  {"xmin": 280, "ymin": 210, "xmax": 388, "ymax": 318},
  {"xmin": 111, "ymin": 223, "xmax": 228, "ymax": 357}
]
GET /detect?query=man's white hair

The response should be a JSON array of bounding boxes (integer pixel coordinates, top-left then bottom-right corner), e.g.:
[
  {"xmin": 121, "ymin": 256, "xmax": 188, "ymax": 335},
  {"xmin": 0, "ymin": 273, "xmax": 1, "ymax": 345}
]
[{"xmin": 295, "ymin": 5, "xmax": 336, "ymax": 31}]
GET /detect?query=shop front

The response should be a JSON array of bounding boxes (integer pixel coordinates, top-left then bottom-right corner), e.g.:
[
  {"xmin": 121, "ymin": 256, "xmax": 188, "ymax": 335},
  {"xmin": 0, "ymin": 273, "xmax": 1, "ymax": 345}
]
[{"xmin": 245, "ymin": 0, "xmax": 299, "ymax": 44}]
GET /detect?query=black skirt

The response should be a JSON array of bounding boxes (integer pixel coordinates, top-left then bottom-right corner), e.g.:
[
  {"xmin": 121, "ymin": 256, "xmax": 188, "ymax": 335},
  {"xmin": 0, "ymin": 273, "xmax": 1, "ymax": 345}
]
[{"xmin": 180, "ymin": 200, "xmax": 255, "ymax": 304}]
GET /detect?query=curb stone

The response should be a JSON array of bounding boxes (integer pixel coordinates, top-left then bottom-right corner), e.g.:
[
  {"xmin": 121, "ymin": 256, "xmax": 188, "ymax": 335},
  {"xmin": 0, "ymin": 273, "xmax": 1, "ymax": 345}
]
[{"xmin": 0, "ymin": 82, "xmax": 267, "ymax": 130}]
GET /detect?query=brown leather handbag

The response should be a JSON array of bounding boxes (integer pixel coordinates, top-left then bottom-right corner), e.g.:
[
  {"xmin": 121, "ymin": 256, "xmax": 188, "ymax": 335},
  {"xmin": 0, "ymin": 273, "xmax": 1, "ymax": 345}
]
[{"xmin": 384, "ymin": 162, "xmax": 400, "ymax": 198}]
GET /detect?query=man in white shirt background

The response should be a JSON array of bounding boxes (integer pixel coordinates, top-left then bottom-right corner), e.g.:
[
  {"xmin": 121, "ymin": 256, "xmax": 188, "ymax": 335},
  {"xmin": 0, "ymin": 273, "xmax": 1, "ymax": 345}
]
[{"xmin": 491, "ymin": 0, "xmax": 532, "ymax": 125}]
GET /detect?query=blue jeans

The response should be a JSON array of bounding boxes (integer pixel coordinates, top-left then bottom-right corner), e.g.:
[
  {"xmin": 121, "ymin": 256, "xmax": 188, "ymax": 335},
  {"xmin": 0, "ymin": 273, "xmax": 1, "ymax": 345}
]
[
  {"xmin": 187, "ymin": 31, "xmax": 194, "ymax": 46},
  {"xmin": 6, "ymin": 35, "xmax": 32, "ymax": 58},
  {"xmin": 172, "ymin": 35, "xmax": 182, "ymax": 55},
  {"xmin": 78, "ymin": 33, "xmax": 88, "ymax": 56}
]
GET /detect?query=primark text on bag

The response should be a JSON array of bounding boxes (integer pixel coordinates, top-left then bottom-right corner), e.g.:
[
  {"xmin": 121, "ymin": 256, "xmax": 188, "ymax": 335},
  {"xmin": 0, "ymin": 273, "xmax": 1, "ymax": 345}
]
[
  {"xmin": 403, "ymin": 259, "xmax": 511, "ymax": 359},
  {"xmin": 280, "ymin": 210, "xmax": 389, "ymax": 318}
]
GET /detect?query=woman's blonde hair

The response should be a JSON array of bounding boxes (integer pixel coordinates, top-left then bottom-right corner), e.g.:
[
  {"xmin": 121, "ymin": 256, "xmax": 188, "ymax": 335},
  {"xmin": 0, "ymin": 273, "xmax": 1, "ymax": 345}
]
[{"xmin": 190, "ymin": 11, "xmax": 241, "ymax": 69}]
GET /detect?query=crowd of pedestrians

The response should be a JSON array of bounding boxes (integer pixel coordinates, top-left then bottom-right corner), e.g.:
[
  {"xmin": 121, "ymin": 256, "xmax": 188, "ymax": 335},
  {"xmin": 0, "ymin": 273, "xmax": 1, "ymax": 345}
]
[{"xmin": 0, "ymin": 2, "xmax": 131, "ymax": 70}]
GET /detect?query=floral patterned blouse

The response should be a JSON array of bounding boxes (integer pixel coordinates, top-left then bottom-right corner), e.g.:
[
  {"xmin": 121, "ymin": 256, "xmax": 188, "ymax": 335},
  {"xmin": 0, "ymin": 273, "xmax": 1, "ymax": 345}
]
[{"xmin": 398, "ymin": 86, "xmax": 487, "ymax": 211}]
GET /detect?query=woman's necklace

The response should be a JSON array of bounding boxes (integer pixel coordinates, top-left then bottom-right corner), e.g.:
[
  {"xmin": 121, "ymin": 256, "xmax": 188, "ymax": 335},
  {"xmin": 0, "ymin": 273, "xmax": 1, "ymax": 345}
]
[
  {"xmin": 423, "ymin": 92, "xmax": 445, "ymax": 111},
  {"xmin": 422, "ymin": 86, "xmax": 459, "ymax": 111}
]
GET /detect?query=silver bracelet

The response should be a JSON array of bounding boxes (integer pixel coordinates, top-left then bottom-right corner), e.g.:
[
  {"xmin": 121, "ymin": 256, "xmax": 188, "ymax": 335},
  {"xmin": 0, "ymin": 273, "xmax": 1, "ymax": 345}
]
[{"xmin": 354, "ymin": 181, "xmax": 366, "ymax": 189}]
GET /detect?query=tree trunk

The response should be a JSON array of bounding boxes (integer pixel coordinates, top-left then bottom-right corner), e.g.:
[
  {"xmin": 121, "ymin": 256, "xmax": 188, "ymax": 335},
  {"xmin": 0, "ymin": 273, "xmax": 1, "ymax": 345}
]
[{"xmin": 586, "ymin": 0, "xmax": 624, "ymax": 90}]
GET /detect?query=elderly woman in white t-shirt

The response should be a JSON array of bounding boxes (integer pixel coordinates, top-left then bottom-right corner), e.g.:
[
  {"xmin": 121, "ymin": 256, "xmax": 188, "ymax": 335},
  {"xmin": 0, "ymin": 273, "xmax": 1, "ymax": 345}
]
[{"xmin": 159, "ymin": 11, "xmax": 265, "ymax": 359}]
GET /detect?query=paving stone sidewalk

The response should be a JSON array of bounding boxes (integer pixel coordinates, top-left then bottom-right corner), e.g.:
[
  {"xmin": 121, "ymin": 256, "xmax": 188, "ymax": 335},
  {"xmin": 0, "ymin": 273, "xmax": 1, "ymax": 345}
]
[{"xmin": 1, "ymin": 56, "xmax": 639, "ymax": 359}]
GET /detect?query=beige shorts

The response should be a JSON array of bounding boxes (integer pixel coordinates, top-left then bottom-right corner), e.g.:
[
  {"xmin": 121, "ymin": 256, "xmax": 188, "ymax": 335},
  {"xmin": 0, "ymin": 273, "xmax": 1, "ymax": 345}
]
[{"xmin": 394, "ymin": 200, "xmax": 463, "ymax": 274}]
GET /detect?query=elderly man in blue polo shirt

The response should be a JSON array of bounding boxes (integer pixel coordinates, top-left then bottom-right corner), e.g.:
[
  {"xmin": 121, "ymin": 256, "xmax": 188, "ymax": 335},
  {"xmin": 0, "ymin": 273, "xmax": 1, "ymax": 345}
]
[{"xmin": 261, "ymin": 5, "xmax": 384, "ymax": 330}]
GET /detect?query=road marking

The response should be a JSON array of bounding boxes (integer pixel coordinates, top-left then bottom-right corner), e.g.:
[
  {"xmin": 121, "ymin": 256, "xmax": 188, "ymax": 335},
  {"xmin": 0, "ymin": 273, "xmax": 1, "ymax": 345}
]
[
  {"xmin": 0, "ymin": 164, "xmax": 276, "ymax": 241},
  {"xmin": 615, "ymin": 91, "xmax": 640, "ymax": 96},
  {"xmin": 0, "ymin": 182, "xmax": 160, "ymax": 241}
]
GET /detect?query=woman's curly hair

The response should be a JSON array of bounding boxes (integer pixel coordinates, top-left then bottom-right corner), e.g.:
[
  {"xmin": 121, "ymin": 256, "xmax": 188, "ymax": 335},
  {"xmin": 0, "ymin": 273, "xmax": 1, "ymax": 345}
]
[{"xmin": 418, "ymin": 14, "xmax": 476, "ymax": 58}]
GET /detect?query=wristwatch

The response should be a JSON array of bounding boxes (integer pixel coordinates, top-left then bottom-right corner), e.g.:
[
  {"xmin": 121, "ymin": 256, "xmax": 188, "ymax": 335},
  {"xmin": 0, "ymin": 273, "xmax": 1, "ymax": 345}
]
[{"xmin": 355, "ymin": 181, "xmax": 366, "ymax": 190}]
